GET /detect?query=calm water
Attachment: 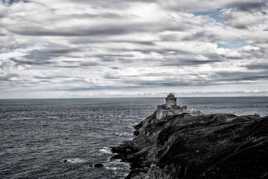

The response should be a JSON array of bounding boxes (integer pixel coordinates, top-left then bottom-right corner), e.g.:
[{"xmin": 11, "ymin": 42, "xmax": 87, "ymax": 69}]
[{"xmin": 0, "ymin": 97, "xmax": 268, "ymax": 179}]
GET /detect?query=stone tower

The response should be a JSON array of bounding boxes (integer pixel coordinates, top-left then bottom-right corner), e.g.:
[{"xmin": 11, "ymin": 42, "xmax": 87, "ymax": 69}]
[{"xmin": 165, "ymin": 93, "xmax": 177, "ymax": 108}]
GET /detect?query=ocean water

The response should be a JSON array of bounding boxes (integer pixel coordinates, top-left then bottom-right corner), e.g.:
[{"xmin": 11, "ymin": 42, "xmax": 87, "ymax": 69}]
[{"xmin": 0, "ymin": 97, "xmax": 268, "ymax": 179}]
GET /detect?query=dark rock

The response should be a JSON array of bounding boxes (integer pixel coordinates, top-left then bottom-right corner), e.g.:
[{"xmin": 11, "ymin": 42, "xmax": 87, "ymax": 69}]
[
  {"xmin": 94, "ymin": 163, "xmax": 104, "ymax": 168},
  {"xmin": 112, "ymin": 110, "xmax": 268, "ymax": 179}
]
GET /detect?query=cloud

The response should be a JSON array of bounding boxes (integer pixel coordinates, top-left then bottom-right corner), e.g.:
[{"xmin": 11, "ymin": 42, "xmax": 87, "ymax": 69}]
[
  {"xmin": 226, "ymin": 1, "xmax": 267, "ymax": 11},
  {"xmin": 0, "ymin": 0, "xmax": 268, "ymax": 98},
  {"xmin": 1, "ymin": 0, "xmax": 27, "ymax": 5},
  {"xmin": 246, "ymin": 63, "xmax": 268, "ymax": 71},
  {"xmin": 223, "ymin": 9, "xmax": 268, "ymax": 30},
  {"xmin": 0, "ymin": 73, "xmax": 18, "ymax": 81},
  {"xmin": 159, "ymin": 0, "xmax": 268, "ymax": 12},
  {"xmin": 212, "ymin": 71, "xmax": 268, "ymax": 82}
]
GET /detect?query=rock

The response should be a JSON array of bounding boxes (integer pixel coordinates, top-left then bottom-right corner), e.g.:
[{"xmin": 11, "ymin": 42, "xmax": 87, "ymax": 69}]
[
  {"xmin": 94, "ymin": 163, "xmax": 104, "ymax": 168},
  {"xmin": 112, "ymin": 110, "xmax": 268, "ymax": 179}
]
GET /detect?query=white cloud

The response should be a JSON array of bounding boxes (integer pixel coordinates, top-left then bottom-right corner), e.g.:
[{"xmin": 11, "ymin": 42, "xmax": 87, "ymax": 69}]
[{"xmin": 0, "ymin": 0, "xmax": 268, "ymax": 98}]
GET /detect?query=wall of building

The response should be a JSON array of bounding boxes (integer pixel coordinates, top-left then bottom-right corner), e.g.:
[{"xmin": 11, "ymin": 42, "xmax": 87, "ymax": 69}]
[{"xmin": 166, "ymin": 99, "xmax": 176, "ymax": 108}]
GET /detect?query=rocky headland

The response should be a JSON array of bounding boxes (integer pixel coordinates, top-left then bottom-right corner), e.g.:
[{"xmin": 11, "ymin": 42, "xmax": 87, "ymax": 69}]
[{"xmin": 111, "ymin": 95, "xmax": 268, "ymax": 179}]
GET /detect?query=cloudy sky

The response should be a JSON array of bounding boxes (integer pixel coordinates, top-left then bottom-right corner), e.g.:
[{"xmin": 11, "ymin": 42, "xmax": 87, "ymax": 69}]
[{"xmin": 0, "ymin": 0, "xmax": 268, "ymax": 98}]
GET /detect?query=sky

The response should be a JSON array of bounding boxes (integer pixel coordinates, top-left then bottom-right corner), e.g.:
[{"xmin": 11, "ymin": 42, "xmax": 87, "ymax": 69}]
[{"xmin": 0, "ymin": 0, "xmax": 268, "ymax": 98}]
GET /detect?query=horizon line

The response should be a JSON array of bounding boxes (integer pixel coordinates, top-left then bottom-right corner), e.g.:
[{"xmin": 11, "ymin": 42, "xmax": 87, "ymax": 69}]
[{"xmin": 1, "ymin": 95, "xmax": 268, "ymax": 100}]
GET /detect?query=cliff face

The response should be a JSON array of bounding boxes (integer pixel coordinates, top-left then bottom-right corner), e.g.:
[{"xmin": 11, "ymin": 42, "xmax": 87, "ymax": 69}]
[{"xmin": 112, "ymin": 112, "xmax": 268, "ymax": 179}]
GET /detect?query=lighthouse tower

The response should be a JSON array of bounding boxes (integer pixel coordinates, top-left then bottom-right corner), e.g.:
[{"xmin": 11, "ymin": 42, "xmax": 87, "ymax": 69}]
[{"xmin": 165, "ymin": 93, "xmax": 177, "ymax": 108}]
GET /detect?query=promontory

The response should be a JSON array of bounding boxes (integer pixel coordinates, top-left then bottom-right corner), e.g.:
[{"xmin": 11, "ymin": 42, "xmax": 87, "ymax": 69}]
[{"xmin": 112, "ymin": 94, "xmax": 268, "ymax": 179}]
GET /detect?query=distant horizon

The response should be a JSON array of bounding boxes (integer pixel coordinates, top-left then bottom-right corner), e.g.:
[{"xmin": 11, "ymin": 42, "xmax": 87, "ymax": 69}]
[{"xmin": 1, "ymin": 94, "xmax": 268, "ymax": 100}]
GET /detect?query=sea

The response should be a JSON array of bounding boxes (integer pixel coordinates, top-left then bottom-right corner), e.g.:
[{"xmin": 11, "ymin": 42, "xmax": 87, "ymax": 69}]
[{"xmin": 0, "ymin": 97, "xmax": 268, "ymax": 179}]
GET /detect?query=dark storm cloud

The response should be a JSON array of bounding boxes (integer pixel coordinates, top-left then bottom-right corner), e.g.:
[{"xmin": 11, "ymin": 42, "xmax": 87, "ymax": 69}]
[
  {"xmin": 7, "ymin": 22, "xmax": 162, "ymax": 37},
  {"xmin": 213, "ymin": 71, "xmax": 268, "ymax": 82},
  {"xmin": 95, "ymin": 54, "xmax": 135, "ymax": 59},
  {"xmin": 0, "ymin": 11, "xmax": 5, "ymax": 18},
  {"xmin": 69, "ymin": 12, "xmax": 127, "ymax": 19},
  {"xmin": 24, "ymin": 48, "xmax": 78, "ymax": 60},
  {"xmin": 104, "ymin": 73, "xmax": 120, "ymax": 80},
  {"xmin": 70, "ymin": 37, "xmax": 156, "ymax": 45},
  {"xmin": 161, "ymin": 58, "xmax": 220, "ymax": 67},
  {"xmin": 9, "ymin": 48, "xmax": 79, "ymax": 66},
  {"xmin": 79, "ymin": 61, "xmax": 100, "ymax": 67},
  {"xmin": 222, "ymin": 1, "xmax": 268, "ymax": 31},
  {"xmin": 10, "ymin": 58, "xmax": 53, "ymax": 65},
  {"xmin": 125, "ymin": 79, "xmax": 192, "ymax": 87},
  {"xmin": 0, "ymin": 73, "xmax": 18, "ymax": 81},
  {"xmin": 182, "ymin": 31, "xmax": 219, "ymax": 42},
  {"xmin": 1, "ymin": 0, "xmax": 28, "ymax": 5},
  {"xmin": 226, "ymin": 1, "xmax": 268, "ymax": 11},
  {"xmin": 245, "ymin": 63, "xmax": 268, "ymax": 71}
]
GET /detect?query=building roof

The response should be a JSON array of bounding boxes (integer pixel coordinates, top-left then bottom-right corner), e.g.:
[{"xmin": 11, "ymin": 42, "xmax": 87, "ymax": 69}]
[{"xmin": 166, "ymin": 93, "xmax": 176, "ymax": 100}]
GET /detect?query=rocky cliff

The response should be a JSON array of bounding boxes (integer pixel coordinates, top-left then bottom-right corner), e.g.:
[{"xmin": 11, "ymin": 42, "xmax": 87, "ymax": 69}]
[{"xmin": 112, "ymin": 111, "xmax": 268, "ymax": 179}]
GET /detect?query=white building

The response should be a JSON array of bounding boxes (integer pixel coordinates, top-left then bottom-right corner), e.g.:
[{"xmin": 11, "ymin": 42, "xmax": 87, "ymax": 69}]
[
  {"xmin": 165, "ymin": 93, "xmax": 177, "ymax": 108},
  {"xmin": 156, "ymin": 93, "xmax": 187, "ymax": 120}
]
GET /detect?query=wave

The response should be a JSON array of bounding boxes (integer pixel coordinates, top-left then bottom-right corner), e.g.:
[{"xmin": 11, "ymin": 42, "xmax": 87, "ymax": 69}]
[
  {"xmin": 114, "ymin": 132, "xmax": 132, "ymax": 137},
  {"xmin": 64, "ymin": 158, "xmax": 87, "ymax": 164},
  {"xmin": 99, "ymin": 147, "xmax": 112, "ymax": 154}
]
